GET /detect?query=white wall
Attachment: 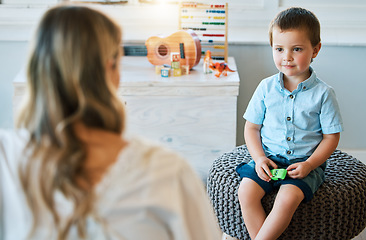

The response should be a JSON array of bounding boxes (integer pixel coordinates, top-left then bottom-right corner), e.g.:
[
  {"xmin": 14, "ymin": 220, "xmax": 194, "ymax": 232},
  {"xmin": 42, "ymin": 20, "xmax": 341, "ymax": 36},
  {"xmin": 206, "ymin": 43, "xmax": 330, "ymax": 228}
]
[{"xmin": 1, "ymin": 0, "xmax": 366, "ymax": 44}]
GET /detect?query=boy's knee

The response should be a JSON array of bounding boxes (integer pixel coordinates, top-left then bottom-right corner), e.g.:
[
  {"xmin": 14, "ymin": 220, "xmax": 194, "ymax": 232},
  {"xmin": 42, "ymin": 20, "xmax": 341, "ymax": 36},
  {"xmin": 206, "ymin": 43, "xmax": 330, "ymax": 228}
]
[
  {"xmin": 276, "ymin": 185, "xmax": 304, "ymax": 208},
  {"xmin": 237, "ymin": 178, "xmax": 264, "ymax": 207},
  {"xmin": 237, "ymin": 181, "xmax": 248, "ymax": 203}
]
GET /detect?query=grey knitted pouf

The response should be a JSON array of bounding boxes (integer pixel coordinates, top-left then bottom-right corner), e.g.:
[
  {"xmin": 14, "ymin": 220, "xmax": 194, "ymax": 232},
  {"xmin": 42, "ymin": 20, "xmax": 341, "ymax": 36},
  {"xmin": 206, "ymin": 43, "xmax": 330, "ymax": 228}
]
[{"xmin": 207, "ymin": 145, "xmax": 366, "ymax": 240}]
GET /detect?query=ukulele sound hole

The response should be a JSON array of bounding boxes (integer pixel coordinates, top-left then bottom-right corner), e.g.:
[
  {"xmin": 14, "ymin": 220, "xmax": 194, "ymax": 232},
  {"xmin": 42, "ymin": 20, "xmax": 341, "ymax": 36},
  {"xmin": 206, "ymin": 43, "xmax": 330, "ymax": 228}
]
[{"xmin": 157, "ymin": 44, "xmax": 168, "ymax": 57}]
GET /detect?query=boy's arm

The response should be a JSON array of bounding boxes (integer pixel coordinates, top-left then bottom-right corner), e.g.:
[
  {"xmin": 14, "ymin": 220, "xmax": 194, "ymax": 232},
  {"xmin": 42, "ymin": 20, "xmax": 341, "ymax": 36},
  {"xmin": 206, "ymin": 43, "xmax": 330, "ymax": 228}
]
[
  {"xmin": 287, "ymin": 132, "xmax": 340, "ymax": 179},
  {"xmin": 244, "ymin": 121, "xmax": 277, "ymax": 182}
]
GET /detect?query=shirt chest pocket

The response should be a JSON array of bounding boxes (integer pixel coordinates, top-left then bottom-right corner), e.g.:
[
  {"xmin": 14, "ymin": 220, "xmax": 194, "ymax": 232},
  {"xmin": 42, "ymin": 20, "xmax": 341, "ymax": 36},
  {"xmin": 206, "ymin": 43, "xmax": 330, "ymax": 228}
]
[{"xmin": 292, "ymin": 96, "xmax": 322, "ymax": 131}]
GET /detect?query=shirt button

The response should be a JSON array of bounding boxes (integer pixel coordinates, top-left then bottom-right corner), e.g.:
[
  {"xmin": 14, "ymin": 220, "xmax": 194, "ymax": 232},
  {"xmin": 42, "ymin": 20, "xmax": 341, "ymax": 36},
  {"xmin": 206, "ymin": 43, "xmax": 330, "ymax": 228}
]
[
  {"xmin": 287, "ymin": 117, "xmax": 291, "ymax": 121},
  {"xmin": 287, "ymin": 150, "xmax": 292, "ymax": 155},
  {"xmin": 289, "ymin": 95, "xmax": 294, "ymax": 99},
  {"xmin": 287, "ymin": 137, "xmax": 292, "ymax": 141},
  {"xmin": 303, "ymin": 86, "xmax": 306, "ymax": 90}
]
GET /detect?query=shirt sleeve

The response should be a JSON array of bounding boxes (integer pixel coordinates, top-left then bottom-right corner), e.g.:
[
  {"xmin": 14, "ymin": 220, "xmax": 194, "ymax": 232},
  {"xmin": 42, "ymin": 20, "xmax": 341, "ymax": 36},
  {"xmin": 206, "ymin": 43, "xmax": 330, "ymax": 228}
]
[
  {"xmin": 0, "ymin": 130, "xmax": 31, "ymax": 240},
  {"xmin": 320, "ymin": 88, "xmax": 344, "ymax": 134},
  {"xmin": 243, "ymin": 80, "xmax": 266, "ymax": 125},
  {"xmin": 169, "ymin": 161, "xmax": 222, "ymax": 240}
]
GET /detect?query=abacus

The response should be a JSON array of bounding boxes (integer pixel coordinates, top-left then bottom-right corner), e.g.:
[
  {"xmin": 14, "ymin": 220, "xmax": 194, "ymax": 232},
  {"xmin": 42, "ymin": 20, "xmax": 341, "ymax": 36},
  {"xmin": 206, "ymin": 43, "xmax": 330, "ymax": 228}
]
[{"xmin": 179, "ymin": 2, "xmax": 228, "ymax": 62}]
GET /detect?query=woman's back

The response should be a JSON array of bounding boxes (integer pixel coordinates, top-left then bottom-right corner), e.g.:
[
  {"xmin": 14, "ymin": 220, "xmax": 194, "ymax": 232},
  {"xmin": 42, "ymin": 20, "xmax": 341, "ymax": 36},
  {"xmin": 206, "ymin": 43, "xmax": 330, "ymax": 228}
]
[{"xmin": 0, "ymin": 128, "xmax": 221, "ymax": 239}]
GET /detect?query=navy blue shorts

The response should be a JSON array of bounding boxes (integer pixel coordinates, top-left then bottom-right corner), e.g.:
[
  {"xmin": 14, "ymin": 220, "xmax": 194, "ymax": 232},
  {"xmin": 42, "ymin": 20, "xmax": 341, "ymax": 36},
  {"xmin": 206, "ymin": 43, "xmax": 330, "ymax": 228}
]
[{"xmin": 236, "ymin": 155, "xmax": 326, "ymax": 202}]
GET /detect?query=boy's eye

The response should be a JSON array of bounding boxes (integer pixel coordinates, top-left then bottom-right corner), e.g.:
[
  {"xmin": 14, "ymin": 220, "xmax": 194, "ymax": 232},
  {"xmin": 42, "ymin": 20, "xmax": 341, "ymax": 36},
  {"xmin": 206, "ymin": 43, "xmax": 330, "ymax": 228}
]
[
  {"xmin": 276, "ymin": 48, "xmax": 283, "ymax": 52},
  {"xmin": 293, "ymin": 47, "xmax": 302, "ymax": 52}
]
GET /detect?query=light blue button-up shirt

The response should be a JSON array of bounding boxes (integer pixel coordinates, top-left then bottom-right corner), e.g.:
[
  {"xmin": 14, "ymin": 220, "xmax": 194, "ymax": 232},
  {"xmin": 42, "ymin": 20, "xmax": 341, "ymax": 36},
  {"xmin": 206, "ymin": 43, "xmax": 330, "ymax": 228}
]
[{"xmin": 244, "ymin": 68, "xmax": 343, "ymax": 160}]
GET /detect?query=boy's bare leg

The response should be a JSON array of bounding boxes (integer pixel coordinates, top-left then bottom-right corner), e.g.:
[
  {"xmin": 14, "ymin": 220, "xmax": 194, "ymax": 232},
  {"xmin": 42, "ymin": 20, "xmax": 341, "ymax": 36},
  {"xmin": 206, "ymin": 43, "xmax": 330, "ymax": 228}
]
[
  {"xmin": 238, "ymin": 178, "xmax": 266, "ymax": 239},
  {"xmin": 255, "ymin": 184, "xmax": 304, "ymax": 240}
]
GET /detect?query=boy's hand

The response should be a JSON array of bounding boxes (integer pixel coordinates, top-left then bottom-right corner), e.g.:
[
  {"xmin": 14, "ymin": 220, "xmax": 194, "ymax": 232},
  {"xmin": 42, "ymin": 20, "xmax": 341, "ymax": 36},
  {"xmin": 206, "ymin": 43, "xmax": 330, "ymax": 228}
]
[
  {"xmin": 255, "ymin": 156, "xmax": 278, "ymax": 182},
  {"xmin": 287, "ymin": 161, "xmax": 313, "ymax": 179}
]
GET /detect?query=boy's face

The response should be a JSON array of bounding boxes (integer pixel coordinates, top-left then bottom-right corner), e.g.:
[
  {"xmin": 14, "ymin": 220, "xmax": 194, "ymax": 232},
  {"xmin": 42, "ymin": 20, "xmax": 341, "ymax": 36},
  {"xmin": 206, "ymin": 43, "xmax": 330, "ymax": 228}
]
[{"xmin": 272, "ymin": 27, "xmax": 321, "ymax": 82}]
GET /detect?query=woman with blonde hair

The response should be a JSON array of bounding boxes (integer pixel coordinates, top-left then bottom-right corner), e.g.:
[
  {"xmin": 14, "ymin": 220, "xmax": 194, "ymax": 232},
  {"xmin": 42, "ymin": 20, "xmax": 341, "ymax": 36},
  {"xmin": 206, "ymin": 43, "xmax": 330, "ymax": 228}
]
[{"xmin": 0, "ymin": 4, "xmax": 221, "ymax": 240}]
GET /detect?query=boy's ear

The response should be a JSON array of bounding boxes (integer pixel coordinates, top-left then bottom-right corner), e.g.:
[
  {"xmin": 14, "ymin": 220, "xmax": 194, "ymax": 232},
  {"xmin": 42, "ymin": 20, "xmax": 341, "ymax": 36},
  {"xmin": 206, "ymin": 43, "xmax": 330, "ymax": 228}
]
[{"xmin": 312, "ymin": 42, "xmax": 322, "ymax": 58}]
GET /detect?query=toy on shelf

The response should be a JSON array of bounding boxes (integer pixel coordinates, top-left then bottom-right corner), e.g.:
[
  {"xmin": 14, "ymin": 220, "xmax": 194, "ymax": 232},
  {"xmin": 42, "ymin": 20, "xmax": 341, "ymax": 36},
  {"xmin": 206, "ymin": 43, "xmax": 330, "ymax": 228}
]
[
  {"xmin": 270, "ymin": 169, "xmax": 287, "ymax": 181},
  {"xmin": 161, "ymin": 67, "xmax": 171, "ymax": 77},
  {"xmin": 145, "ymin": 30, "xmax": 201, "ymax": 70},
  {"xmin": 203, "ymin": 50, "xmax": 213, "ymax": 74},
  {"xmin": 181, "ymin": 64, "xmax": 190, "ymax": 75},
  {"xmin": 171, "ymin": 52, "xmax": 181, "ymax": 77},
  {"xmin": 208, "ymin": 61, "xmax": 235, "ymax": 77},
  {"xmin": 179, "ymin": 2, "xmax": 228, "ymax": 62}
]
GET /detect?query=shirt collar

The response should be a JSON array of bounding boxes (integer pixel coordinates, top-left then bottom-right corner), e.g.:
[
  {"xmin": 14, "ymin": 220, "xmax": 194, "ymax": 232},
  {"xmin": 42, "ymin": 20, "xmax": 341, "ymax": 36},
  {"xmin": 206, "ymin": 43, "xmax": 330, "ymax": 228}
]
[{"xmin": 277, "ymin": 67, "xmax": 317, "ymax": 94}]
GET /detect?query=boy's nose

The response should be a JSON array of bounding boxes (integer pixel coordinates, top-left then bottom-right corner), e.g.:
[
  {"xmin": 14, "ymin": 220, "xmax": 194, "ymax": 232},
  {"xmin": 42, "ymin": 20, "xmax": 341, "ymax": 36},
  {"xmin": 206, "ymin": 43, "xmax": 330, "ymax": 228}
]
[{"xmin": 283, "ymin": 53, "xmax": 293, "ymax": 63}]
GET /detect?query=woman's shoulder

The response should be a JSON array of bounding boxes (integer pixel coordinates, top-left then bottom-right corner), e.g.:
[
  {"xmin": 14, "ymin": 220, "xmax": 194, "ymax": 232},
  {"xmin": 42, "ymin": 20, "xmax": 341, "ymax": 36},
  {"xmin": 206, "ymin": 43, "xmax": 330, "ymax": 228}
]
[
  {"xmin": 96, "ymin": 135, "xmax": 195, "ymax": 192},
  {"xmin": 131, "ymin": 136, "xmax": 184, "ymax": 159},
  {"xmin": 0, "ymin": 129, "xmax": 30, "ymax": 176},
  {"xmin": 0, "ymin": 128, "xmax": 29, "ymax": 141},
  {"xmin": 94, "ymin": 136, "xmax": 211, "ymax": 239},
  {"xmin": 94, "ymin": 135, "xmax": 200, "ymax": 213},
  {"xmin": 0, "ymin": 128, "xmax": 29, "ymax": 159},
  {"xmin": 122, "ymin": 136, "xmax": 191, "ymax": 173}
]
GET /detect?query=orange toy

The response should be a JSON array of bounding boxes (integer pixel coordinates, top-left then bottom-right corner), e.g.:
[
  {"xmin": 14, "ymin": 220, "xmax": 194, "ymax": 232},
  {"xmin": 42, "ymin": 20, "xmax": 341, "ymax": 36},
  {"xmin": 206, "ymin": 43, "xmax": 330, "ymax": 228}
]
[
  {"xmin": 209, "ymin": 62, "xmax": 235, "ymax": 77},
  {"xmin": 203, "ymin": 50, "xmax": 213, "ymax": 73},
  {"xmin": 204, "ymin": 50, "xmax": 213, "ymax": 65}
]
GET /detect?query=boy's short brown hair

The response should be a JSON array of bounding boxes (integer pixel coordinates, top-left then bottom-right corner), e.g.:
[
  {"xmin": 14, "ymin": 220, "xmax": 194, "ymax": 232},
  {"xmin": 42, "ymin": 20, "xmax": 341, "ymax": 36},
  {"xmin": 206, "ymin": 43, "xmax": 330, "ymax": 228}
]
[{"xmin": 269, "ymin": 7, "xmax": 321, "ymax": 47}]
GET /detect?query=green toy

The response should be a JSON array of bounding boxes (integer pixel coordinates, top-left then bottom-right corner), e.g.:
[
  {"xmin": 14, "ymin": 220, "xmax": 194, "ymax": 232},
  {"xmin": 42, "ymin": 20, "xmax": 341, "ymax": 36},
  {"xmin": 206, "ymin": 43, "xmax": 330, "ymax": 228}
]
[{"xmin": 270, "ymin": 169, "xmax": 287, "ymax": 180}]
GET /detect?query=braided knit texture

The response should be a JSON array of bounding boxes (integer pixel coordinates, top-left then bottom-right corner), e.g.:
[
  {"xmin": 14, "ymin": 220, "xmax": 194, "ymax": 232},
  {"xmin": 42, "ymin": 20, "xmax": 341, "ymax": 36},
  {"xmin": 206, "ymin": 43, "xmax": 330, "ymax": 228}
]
[{"xmin": 207, "ymin": 145, "xmax": 366, "ymax": 240}]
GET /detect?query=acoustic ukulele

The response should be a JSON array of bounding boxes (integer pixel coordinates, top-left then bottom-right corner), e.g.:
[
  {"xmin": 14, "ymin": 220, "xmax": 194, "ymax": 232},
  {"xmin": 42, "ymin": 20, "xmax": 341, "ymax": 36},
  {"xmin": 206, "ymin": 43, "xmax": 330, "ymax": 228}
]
[{"xmin": 145, "ymin": 30, "xmax": 202, "ymax": 69}]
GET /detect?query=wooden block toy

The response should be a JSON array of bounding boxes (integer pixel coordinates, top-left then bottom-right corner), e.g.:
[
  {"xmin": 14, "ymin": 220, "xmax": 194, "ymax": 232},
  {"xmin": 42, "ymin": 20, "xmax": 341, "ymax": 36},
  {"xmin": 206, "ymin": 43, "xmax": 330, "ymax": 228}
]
[
  {"xmin": 161, "ymin": 67, "xmax": 170, "ymax": 77},
  {"xmin": 171, "ymin": 52, "xmax": 180, "ymax": 62},
  {"xmin": 173, "ymin": 68, "xmax": 182, "ymax": 77},
  {"xmin": 181, "ymin": 65, "xmax": 190, "ymax": 75},
  {"xmin": 171, "ymin": 61, "xmax": 180, "ymax": 69},
  {"xmin": 155, "ymin": 65, "xmax": 164, "ymax": 74}
]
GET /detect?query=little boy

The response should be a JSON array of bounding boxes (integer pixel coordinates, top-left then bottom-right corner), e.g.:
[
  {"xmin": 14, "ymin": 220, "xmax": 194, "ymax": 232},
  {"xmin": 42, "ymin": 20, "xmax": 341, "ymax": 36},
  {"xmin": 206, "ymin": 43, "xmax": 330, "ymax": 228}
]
[{"xmin": 236, "ymin": 7, "xmax": 343, "ymax": 240}]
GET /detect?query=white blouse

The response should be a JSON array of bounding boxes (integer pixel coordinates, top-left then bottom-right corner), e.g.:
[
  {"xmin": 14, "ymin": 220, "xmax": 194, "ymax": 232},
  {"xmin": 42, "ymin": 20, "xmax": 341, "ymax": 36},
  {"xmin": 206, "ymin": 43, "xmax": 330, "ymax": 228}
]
[{"xmin": 0, "ymin": 129, "xmax": 221, "ymax": 240}]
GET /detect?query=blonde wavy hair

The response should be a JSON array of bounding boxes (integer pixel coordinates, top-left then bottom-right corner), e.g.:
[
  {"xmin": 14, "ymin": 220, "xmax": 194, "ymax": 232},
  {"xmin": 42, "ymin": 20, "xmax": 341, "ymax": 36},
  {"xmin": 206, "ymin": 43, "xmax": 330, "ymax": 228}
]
[{"xmin": 16, "ymin": 4, "xmax": 125, "ymax": 239}]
